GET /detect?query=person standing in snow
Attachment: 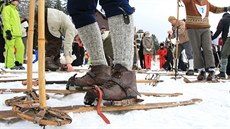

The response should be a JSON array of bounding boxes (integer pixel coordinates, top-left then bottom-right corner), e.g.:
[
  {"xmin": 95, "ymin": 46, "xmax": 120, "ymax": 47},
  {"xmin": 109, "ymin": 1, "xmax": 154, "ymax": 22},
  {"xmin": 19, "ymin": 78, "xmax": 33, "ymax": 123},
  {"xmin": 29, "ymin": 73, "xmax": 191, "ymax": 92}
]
[
  {"xmin": 212, "ymin": 13, "xmax": 230, "ymax": 78},
  {"xmin": 142, "ymin": 31, "xmax": 154, "ymax": 70},
  {"xmin": 216, "ymin": 25, "xmax": 230, "ymax": 79},
  {"xmin": 168, "ymin": 16, "xmax": 194, "ymax": 75},
  {"xmin": 157, "ymin": 43, "xmax": 168, "ymax": 70},
  {"xmin": 66, "ymin": 0, "xmax": 140, "ymax": 106},
  {"xmin": 2, "ymin": 0, "xmax": 25, "ymax": 70},
  {"xmin": 180, "ymin": 0, "xmax": 230, "ymax": 81}
]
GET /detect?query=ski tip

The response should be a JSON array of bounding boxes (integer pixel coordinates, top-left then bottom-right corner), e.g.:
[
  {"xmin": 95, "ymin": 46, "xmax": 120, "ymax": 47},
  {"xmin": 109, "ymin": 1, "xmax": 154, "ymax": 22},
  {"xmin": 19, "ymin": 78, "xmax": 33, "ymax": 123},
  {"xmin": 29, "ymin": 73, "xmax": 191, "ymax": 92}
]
[{"xmin": 191, "ymin": 98, "xmax": 202, "ymax": 103}]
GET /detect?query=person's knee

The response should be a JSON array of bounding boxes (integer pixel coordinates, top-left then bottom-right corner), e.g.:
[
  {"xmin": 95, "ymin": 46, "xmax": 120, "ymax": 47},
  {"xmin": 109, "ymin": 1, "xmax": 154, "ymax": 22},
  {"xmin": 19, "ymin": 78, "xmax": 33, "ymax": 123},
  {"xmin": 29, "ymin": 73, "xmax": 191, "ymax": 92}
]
[
  {"xmin": 67, "ymin": 0, "xmax": 97, "ymax": 28},
  {"xmin": 100, "ymin": 0, "xmax": 135, "ymax": 18}
]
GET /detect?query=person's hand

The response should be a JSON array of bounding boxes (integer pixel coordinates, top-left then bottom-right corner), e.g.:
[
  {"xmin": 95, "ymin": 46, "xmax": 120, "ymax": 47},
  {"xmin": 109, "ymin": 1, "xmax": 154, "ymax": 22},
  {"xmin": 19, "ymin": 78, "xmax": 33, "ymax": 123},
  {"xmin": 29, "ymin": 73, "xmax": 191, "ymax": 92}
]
[
  {"xmin": 6, "ymin": 30, "xmax": 12, "ymax": 40},
  {"xmin": 66, "ymin": 63, "xmax": 74, "ymax": 72},
  {"xmin": 168, "ymin": 30, "xmax": 173, "ymax": 35},
  {"xmin": 146, "ymin": 48, "xmax": 151, "ymax": 51}
]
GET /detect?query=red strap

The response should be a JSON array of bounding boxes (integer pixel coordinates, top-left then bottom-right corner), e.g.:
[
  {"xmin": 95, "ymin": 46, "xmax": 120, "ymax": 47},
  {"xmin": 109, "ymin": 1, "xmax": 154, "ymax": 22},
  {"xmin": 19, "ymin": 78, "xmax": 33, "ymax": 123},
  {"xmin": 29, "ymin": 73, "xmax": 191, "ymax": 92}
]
[{"xmin": 95, "ymin": 86, "xmax": 110, "ymax": 124}]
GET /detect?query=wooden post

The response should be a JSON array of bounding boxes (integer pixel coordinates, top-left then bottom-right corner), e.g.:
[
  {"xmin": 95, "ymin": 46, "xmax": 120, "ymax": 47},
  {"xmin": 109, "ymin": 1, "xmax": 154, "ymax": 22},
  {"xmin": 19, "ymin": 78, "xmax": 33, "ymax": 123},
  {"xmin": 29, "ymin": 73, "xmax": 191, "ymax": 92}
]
[
  {"xmin": 26, "ymin": 0, "xmax": 35, "ymax": 92},
  {"xmin": 38, "ymin": 0, "xmax": 46, "ymax": 108}
]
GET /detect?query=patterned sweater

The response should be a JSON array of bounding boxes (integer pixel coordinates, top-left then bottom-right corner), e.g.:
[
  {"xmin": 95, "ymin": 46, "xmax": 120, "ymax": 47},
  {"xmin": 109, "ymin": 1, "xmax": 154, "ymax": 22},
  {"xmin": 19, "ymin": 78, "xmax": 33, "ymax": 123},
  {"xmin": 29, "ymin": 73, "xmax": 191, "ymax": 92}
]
[{"xmin": 182, "ymin": 0, "xmax": 228, "ymax": 29}]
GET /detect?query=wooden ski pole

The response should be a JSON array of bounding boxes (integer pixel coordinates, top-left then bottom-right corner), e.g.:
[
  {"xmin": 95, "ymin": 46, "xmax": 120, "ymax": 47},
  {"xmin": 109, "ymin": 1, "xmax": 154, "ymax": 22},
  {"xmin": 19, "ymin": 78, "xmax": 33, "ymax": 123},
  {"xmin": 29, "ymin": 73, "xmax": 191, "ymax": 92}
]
[
  {"xmin": 174, "ymin": 0, "xmax": 180, "ymax": 80},
  {"xmin": 38, "ymin": 0, "xmax": 46, "ymax": 108},
  {"xmin": 26, "ymin": 0, "xmax": 35, "ymax": 92}
]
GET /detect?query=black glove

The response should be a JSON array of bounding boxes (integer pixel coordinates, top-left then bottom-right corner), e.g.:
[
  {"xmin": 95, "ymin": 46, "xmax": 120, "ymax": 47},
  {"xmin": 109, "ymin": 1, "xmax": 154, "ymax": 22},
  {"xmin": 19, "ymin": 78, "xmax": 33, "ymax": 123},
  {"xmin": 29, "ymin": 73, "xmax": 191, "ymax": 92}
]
[{"xmin": 6, "ymin": 30, "xmax": 12, "ymax": 40}]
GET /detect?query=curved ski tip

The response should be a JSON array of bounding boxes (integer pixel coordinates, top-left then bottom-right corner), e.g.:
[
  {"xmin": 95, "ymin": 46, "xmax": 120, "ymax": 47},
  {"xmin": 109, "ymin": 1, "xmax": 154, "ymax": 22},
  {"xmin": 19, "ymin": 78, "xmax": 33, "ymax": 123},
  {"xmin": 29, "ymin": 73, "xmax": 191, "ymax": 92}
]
[
  {"xmin": 175, "ymin": 93, "xmax": 183, "ymax": 95},
  {"xmin": 136, "ymin": 98, "xmax": 144, "ymax": 103},
  {"xmin": 191, "ymin": 98, "xmax": 202, "ymax": 103}
]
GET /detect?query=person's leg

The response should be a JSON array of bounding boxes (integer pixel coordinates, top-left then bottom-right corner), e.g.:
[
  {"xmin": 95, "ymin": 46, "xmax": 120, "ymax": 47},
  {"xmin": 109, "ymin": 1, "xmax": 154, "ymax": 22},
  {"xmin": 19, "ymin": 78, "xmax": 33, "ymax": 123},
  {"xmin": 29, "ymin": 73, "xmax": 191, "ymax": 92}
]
[
  {"xmin": 4, "ymin": 38, "xmax": 15, "ymax": 68},
  {"xmin": 227, "ymin": 56, "xmax": 230, "ymax": 75},
  {"xmin": 22, "ymin": 36, "xmax": 28, "ymax": 62},
  {"xmin": 201, "ymin": 29, "xmax": 215, "ymax": 80},
  {"xmin": 66, "ymin": 0, "xmax": 111, "ymax": 90},
  {"xmin": 83, "ymin": 0, "xmax": 140, "ymax": 104},
  {"xmin": 183, "ymin": 41, "xmax": 194, "ymax": 75},
  {"xmin": 14, "ymin": 37, "xmax": 25, "ymax": 69},
  {"xmin": 187, "ymin": 29, "xmax": 206, "ymax": 80},
  {"xmin": 144, "ymin": 54, "xmax": 149, "ymax": 69},
  {"xmin": 45, "ymin": 37, "xmax": 61, "ymax": 71},
  {"xmin": 218, "ymin": 38, "xmax": 230, "ymax": 78},
  {"xmin": 176, "ymin": 44, "xmax": 183, "ymax": 70},
  {"xmin": 138, "ymin": 50, "xmax": 143, "ymax": 68},
  {"xmin": 148, "ymin": 54, "xmax": 152, "ymax": 69}
]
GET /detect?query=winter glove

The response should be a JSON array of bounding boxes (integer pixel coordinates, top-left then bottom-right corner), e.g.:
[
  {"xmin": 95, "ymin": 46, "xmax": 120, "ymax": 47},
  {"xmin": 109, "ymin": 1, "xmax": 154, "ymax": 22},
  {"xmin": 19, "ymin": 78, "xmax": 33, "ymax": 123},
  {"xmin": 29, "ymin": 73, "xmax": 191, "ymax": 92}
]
[{"xmin": 5, "ymin": 30, "xmax": 12, "ymax": 40}]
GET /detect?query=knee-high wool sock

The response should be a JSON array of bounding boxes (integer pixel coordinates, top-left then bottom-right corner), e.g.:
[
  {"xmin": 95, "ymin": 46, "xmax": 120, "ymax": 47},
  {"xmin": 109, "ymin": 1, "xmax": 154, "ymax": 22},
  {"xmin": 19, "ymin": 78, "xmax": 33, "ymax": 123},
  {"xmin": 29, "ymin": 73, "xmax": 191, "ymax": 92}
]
[
  {"xmin": 77, "ymin": 23, "xmax": 107, "ymax": 66},
  {"xmin": 108, "ymin": 14, "xmax": 134, "ymax": 70}
]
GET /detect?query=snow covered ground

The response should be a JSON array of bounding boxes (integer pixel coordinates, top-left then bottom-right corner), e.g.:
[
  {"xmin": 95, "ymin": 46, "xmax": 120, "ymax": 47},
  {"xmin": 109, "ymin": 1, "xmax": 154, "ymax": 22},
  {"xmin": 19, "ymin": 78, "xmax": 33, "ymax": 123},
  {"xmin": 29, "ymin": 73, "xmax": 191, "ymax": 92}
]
[{"xmin": 0, "ymin": 62, "xmax": 230, "ymax": 129}]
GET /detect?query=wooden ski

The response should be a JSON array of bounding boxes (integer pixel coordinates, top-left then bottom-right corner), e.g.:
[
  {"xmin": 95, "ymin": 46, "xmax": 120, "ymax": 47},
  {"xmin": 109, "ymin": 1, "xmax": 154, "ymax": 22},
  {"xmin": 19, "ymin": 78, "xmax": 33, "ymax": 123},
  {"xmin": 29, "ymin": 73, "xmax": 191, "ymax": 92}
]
[
  {"xmin": 0, "ymin": 88, "xmax": 183, "ymax": 97},
  {"xmin": 0, "ymin": 68, "xmax": 88, "ymax": 74},
  {"xmin": 21, "ymin": 79, "xmax": 163, "ymax": 86},
  {"xmin": 182, "ymin": 76, "xmax": 222, "ymax": 83},
  {"xmin": 0, "ymin": 78, "xmax": 38, "ymax": 82},
  {"xmin": 0, "ymin": 98, "xmax": 202, "ymax": 119}
]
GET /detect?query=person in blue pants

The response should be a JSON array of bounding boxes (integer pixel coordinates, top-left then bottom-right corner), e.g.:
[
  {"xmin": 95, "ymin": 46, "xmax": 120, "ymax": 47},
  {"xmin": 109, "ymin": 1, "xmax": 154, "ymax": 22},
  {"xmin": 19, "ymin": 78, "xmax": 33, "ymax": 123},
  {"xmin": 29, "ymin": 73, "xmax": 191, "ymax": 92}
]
[{"xmin": 66, "ymin": 0, "xmax": 140, "ymax": 106}]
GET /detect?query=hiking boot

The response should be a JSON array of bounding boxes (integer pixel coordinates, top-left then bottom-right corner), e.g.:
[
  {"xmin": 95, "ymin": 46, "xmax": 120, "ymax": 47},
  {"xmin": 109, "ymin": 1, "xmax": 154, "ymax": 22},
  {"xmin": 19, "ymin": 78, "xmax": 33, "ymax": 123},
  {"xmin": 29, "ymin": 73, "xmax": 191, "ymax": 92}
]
[
  {"xmin": 197, "ymin": 71, "xmax": 206, "ymax": 80},
  {"xmin": 217, "ymin": 72, "xmax": 226, "ymax": 79},
  {"xmin": 84, "ymin": 64, "xmax": 141, "ymax": 105},
  {"xmin": 66, "ymin": 65, "xmax": 111, "ymax": 90},
  {"xmin": 207, "ymin": 71, "xmax": 216, "ymax": 81},
  {"xmin": 45, "ymin": 56, "xmax": 59, "ymax": 71},
  {"xmin": 13, "ymin": 61, "xmax": 25, "ymax": 70},
  {"xmin": 186, "ymin": 69, "xmax": 194, "ymax": 75}
]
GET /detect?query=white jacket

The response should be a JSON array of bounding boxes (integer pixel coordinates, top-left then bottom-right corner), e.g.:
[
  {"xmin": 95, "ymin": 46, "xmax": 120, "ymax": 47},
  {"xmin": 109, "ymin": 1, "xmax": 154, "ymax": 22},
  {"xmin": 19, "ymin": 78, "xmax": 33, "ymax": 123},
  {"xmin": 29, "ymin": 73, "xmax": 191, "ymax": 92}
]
[
  {"xmin": 21, "ymin": 20, "xmax": 28, "ymax": 37},
  {"xmin": 47, "ymin": 8, "xmax": 76, "ymax": 64}
]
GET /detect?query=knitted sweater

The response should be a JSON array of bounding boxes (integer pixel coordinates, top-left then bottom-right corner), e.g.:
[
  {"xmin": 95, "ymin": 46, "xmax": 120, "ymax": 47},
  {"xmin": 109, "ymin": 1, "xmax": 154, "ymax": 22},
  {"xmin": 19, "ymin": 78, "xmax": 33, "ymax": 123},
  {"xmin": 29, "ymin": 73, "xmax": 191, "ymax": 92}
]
[{"xmin": 182, "ymin": 0, "xmax": 228, "ymax": 29}]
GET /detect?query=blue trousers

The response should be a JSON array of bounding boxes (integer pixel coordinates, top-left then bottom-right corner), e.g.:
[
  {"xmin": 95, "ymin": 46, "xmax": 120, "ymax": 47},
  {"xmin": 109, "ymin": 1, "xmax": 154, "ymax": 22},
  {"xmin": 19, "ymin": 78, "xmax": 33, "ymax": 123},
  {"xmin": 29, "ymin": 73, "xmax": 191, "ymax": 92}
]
[{"xmin": 67, "ymin": 0, "xmax": 134, "ymax": 28}]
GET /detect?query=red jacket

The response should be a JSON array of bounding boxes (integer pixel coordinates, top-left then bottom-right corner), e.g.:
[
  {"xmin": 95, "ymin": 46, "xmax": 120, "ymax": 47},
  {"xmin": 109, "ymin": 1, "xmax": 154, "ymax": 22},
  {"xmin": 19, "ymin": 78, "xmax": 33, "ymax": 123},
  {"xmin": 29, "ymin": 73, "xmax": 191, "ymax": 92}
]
[{"xmin": 157, "ymin": 48, "xmax": 168, "ymax": 69}]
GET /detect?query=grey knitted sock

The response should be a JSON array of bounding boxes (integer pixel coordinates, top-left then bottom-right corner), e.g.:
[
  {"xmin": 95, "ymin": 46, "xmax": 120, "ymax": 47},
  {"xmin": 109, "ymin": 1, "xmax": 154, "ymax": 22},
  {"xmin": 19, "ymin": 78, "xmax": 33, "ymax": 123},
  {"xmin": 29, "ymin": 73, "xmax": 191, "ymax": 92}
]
[
  {"xmin": 108, "ymin": 14, "xmax": 134, "ymax": 70},
  {"xmin": 77, "ymin": 23, "xmax": 107, "ymax": 65}
]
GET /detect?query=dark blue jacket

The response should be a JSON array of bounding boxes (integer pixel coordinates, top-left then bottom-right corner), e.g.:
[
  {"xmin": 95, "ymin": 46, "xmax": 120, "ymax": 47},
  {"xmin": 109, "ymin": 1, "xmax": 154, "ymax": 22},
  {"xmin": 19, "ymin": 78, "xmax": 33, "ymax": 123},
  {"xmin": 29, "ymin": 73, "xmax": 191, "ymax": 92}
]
[{"xmin": 212, "ymin": 13, "xmax": 230, "ymax": 43}]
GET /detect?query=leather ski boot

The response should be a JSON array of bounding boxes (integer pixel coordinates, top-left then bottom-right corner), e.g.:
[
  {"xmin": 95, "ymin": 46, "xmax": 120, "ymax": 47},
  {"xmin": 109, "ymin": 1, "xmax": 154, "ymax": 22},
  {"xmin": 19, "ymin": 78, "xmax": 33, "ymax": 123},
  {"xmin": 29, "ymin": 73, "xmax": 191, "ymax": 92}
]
[
  {"xmin": 197, "ymin": 71, "xmax": 206, "ymax": 80},
  {"xmin": 207, "ymin": 71, "xmax": 216, "ymax": 81},
  {"xmin": 45, "ymin": 56, "xmax": 59, "ymax": 71},
  {"xmin": 84, "ymin": 64, "xmax": 141, "ymax": 106},
  {"xmin": 66, "ymin": 65, "xmax": 111, "ymax": 90}
]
